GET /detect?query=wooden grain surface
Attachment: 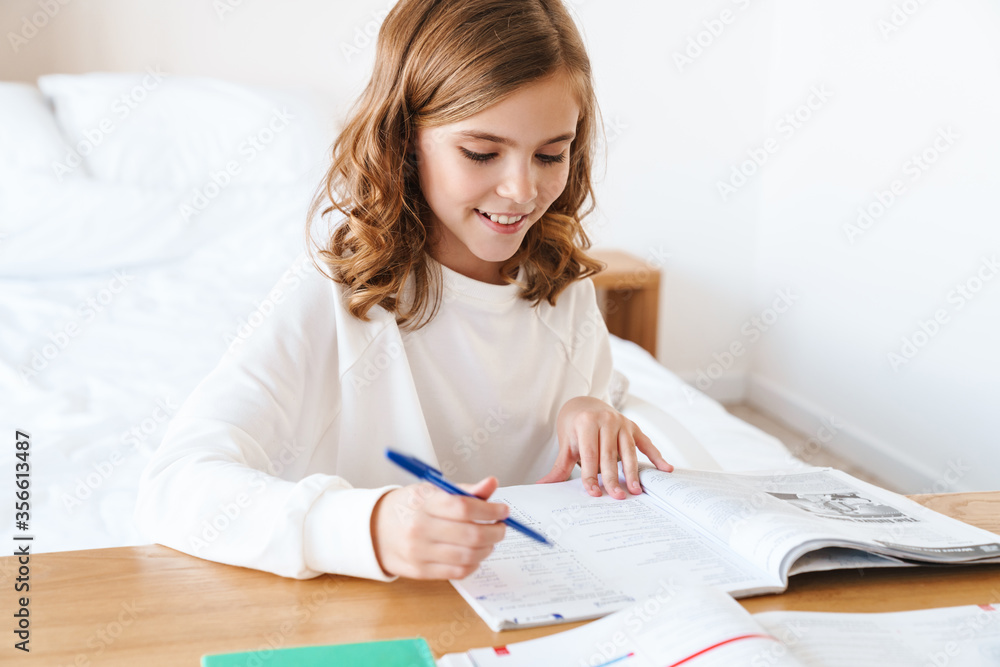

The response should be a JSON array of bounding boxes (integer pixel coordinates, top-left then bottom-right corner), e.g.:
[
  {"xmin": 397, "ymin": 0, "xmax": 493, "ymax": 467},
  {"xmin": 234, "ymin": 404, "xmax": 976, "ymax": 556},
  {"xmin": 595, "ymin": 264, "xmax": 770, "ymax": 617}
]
[
  {"xmin": 3, "ymin": 491, "xmax": 998, "ymax": 665},
  {"xmin": 589, "ymin": 249, "xmax": 661, "ymax": 291},
  {"xmin": 590, "ymin": 248, "xmax": 661, "ymax": 356}
]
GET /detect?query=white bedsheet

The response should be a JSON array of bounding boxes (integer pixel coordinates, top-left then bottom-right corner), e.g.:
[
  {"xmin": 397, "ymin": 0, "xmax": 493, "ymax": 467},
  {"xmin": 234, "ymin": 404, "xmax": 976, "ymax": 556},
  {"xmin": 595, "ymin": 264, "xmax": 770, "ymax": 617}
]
[{"xmin": 0, "ymin": 183, "xmax": 317, "ymax": 554}]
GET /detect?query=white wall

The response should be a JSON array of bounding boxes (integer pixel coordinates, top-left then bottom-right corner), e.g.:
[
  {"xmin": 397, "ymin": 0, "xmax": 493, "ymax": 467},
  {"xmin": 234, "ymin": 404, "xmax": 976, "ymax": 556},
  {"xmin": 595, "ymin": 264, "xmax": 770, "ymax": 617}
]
[
  {"xmin": 749, "ymin": 0, "xmax": 1000, "ymax": 493},
  {"xmin": 3, "ymin": 0, "xmax": 997, "ymax": 491},
  {"xmin": 579, "ymin": 0, "xmax": 775, "ymax": 400},
  {"xmin": 580, "ymin": 0, "xmax": 1000, "ymax": 493}
]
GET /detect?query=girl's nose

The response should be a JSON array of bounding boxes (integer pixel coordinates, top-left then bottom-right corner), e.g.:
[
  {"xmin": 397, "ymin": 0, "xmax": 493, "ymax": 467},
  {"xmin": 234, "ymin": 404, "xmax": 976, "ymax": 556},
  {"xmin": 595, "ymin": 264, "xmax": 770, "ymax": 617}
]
[{"xmin": 496, "ymin": 162, "xmax": 537, "ymax": 205}]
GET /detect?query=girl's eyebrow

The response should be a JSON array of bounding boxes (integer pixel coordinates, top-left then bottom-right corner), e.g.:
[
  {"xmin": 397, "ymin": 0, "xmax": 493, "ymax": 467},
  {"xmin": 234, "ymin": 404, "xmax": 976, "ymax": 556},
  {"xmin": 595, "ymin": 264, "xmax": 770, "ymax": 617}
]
[{"xmin": 455, "ymin": 130, "xmax": 576, "ymax": 147}]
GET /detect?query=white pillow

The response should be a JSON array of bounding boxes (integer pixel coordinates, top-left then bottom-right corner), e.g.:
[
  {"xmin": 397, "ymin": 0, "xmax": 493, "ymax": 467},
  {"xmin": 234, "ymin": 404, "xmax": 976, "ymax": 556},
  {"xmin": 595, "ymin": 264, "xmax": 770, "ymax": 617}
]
[
  {"xmin": 37, "ymin": 71, "xmax": 327, "ymax": 189},
  {"xmin": 0, "ymin": 81, "xmax": 85, "ymax": 180},
  {"xmin": 0, "ymin": 174, "xmax": 315, "ymax": 278}
]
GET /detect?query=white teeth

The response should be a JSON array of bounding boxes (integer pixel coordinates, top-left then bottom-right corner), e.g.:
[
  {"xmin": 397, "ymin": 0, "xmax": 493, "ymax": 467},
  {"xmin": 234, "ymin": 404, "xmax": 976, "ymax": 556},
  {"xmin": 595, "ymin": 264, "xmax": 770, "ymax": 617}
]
[{"xmin": 479, "ymin": 209, "xmax": 523, "ymax": 225}]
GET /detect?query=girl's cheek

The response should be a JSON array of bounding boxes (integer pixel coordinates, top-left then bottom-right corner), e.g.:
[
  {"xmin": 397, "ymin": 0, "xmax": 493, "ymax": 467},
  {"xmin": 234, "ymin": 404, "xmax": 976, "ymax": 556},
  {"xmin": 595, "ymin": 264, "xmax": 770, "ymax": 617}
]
[
  {"xmin": 460, "ymin": 169, "xmax": 495, "ymax": 195},
  {"xmin": 541, "ymin": 170, "xmax": 570, "ymax": 202}
]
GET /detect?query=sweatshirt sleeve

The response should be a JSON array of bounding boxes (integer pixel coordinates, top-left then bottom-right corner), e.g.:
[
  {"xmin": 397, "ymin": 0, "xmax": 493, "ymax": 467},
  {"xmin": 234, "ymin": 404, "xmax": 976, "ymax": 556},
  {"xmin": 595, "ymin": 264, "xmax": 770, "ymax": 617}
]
[{"xmin": 133, "ymin": 254, "xmax": 397, "ymax": 580}]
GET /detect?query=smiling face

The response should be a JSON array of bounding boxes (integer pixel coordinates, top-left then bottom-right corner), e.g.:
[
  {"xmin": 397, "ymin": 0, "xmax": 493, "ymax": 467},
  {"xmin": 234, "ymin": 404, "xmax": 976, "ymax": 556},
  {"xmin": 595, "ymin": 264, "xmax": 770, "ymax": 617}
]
[{"xmin": 413, "ymin": 72, "xmax": 581, "ymax": 284}]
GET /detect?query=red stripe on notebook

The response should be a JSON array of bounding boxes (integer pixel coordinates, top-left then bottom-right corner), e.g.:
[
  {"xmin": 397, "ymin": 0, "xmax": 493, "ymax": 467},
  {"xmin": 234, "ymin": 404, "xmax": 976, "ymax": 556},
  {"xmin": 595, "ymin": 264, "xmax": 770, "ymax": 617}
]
[{"xmin": 665, "ymin": 633, "xmax": 777, "ymax": 667}]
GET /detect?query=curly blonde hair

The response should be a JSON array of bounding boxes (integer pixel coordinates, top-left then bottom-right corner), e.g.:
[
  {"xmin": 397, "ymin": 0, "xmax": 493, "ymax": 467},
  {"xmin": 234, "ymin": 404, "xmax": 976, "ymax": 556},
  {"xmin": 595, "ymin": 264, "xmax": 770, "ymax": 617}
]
[{"xmin": 306, "ymin": 0, "xmax": 605, "ymax": 329}]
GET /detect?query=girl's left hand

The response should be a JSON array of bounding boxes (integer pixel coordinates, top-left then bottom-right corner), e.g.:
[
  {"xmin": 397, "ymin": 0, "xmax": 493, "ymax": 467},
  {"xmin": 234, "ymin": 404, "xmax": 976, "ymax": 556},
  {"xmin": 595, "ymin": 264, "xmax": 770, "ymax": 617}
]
[{"xmin": 536, "ymin": 396, "xmax": 673, "ymax": 499}]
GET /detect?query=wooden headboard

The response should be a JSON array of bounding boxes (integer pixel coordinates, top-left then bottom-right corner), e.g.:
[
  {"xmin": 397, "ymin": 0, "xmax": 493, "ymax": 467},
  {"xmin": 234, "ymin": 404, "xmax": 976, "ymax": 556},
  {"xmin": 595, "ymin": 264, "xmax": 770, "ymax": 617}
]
[{"xmin": 590, "ymin": 249, "xmax": 661, "ymax": 358}]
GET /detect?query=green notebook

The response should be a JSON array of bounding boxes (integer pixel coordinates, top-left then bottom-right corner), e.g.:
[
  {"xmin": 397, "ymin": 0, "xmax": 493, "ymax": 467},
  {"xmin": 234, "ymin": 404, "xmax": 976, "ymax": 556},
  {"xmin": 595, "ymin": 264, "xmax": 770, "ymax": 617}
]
[{"xmin": 201, "ymin": 637, "xmax": 435, "ymax": 666}]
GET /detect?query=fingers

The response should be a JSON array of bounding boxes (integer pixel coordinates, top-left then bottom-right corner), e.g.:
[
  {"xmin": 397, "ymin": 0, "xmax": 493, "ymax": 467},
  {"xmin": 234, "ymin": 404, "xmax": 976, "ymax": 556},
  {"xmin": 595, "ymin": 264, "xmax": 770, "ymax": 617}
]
[
  {"xmin": 371, "ymin": 482, "xmax": 511, "ymax": 580},
  {"xmin": 570, "ymin": 415, "xmax": 642, "ymax": 499},
  {"xmin": 581, "ymin": 419, "xmax": 665, "ymax": 499},
  {"xmin": 536, "ymin": 448, "xmax": 576, "ymax": 484},
  {"xmin": 397, "ymin": 540, "xmax": 499, "ymax": 580},
  {"xmin": 424, "ymin": 484, "xmax": 509, "ymax": 523},
  {"xmin": 402, "ymin": 502, "xmax": 506, "ymax": 579},
  {"xmin": 457, "ymin": 476, "xmax": 499, "ymax": 501},
  {"xmin": 422, "ymin": 542, "xmax": 499, "ymax": 578},
  {"xmin": 619, "ymin": 429, "xmax": 641, "ymax": 495},
  {"xmin": 388, "ymin": 523, "xmax": 504, "ymax": 581},
  {"xmin": 600, "ymin": 425, "xmax": 625, "ymax": 499},
  {"xmin": 635, "ymin": 429, "xmax": 674, "ymax": 472},
  {"xmin": 422, "ymin": 513, "xmax": 507, "ymax": 548},
  {"xmin": 577, "ymin": 421, "xmax": 602, "ymax": 497}
]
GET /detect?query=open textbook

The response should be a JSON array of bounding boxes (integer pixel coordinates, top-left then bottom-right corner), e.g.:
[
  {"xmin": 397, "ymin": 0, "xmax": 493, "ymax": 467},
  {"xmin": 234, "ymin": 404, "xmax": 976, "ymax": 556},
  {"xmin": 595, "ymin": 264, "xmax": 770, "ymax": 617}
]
[
  {"xmin": 451, "ymin": 466, "xmax": 1000, "ymax": 631},
  {"xmin": 438, "ymin": 586, "xmax": 1000, "ymax": 667}
]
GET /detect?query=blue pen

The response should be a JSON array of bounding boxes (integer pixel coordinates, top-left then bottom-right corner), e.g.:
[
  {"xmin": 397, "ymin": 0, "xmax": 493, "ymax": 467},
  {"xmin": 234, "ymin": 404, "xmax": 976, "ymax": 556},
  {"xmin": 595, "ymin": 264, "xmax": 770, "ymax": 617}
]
[{"xmin": 386, "ymin": 449, "xmax": 551, "ymax": 545}]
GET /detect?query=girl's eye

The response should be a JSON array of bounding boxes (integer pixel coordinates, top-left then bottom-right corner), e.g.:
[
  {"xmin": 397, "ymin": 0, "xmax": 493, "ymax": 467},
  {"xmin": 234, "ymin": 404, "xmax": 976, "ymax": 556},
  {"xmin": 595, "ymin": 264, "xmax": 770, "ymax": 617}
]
[
  {"xmin": 538, "ymin": 152, "xmax": 567, "ymax": 165},
  {"xmin": 461, "ymin": 148, "xmax": 496, "ymax": 163},
  {"xmin": 460, "ymin": 148, "xmax": 567, "ymax": 166}
]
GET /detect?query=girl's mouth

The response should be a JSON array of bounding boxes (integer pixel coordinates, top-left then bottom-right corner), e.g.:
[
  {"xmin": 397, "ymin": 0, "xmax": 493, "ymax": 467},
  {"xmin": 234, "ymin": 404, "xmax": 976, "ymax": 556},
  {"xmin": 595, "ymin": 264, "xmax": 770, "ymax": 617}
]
[{"xmin": 475, "ymin": 208, "xmax": 528, "ymax": 234}]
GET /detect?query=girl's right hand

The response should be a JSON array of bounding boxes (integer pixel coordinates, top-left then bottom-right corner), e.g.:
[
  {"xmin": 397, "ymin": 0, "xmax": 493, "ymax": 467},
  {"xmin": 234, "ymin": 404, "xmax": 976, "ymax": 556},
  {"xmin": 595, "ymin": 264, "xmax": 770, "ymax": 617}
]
[{"xmin": 370, "ymin": 477, "xmax": 508, "ymax": 579}]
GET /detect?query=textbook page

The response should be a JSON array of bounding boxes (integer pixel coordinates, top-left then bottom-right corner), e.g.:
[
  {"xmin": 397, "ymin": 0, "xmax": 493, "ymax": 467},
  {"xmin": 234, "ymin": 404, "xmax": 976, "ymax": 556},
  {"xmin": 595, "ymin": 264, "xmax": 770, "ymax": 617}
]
[
  {"xmin": 754, "ymin": 604, "xmax": 1000, "ymax": 667},
  {"xmin": 451, "ymin": 479, "xmax": 778, "ymax": 630},
  {"xmin": 786, "ymin": 547, "xmax": 910, "ymax": 576},
  {"xmin": 732, "ymin": 468, "xmax": 1000, "ymax": 563},
  {"xmin": 438, "ymin": 586, "xmax": 803, "ymax": 667},
  {"xmin": 637, "ymin": 467, "xmax": 1000, "ymax": 580}
]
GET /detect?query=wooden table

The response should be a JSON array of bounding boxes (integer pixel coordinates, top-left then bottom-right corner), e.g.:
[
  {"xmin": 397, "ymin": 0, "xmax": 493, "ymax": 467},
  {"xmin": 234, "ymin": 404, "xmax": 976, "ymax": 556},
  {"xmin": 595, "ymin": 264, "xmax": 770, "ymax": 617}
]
[
  {"xmin": 4, "ymin": 492, "xmax": 998, "ymax": 665},
  {"xmin": 590, "ymin": 249, "xmax": 661, "ymax": 358}
]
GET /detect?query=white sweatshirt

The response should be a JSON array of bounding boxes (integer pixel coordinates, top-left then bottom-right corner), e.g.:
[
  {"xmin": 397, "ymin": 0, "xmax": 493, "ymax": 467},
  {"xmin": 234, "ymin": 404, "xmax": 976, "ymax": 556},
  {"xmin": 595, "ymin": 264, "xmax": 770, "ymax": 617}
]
[{"xmin": 133, "ymin": 251, "xmax": 612, "ymax": 581}]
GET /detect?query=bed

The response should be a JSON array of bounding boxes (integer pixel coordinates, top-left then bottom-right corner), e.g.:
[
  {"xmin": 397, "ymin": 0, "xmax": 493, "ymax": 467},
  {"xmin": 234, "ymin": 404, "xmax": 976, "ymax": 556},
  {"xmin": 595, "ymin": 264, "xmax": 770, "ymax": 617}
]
[{"xmin": 0, "ymin": 72, "xmax": 800, "ymax": 554}]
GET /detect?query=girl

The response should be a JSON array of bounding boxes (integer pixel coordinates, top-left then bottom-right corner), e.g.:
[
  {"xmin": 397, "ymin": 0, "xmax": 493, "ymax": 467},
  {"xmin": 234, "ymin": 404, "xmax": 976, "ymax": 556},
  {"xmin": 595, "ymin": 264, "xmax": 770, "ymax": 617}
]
[{"xmin": 134, "ymin": 0, "xmax": 672, "ymax": 582}]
